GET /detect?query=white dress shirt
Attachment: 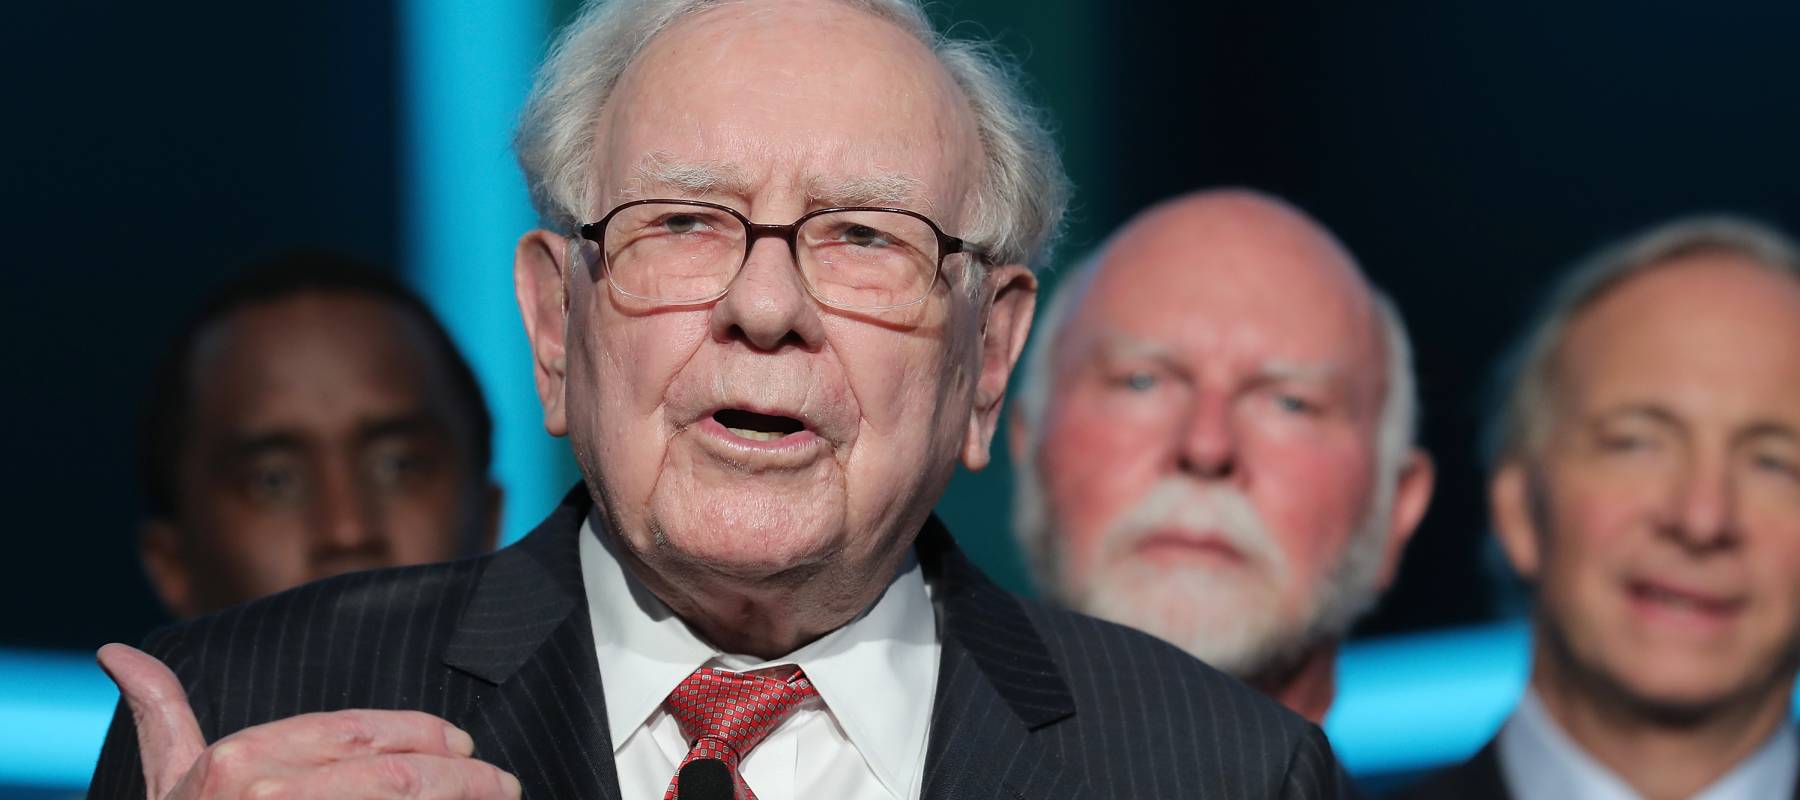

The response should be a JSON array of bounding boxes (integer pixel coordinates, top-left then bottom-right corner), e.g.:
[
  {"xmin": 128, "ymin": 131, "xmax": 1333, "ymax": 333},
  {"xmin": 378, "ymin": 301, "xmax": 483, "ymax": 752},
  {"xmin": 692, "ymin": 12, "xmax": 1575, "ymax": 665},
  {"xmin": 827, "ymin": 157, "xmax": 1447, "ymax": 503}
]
[
  {"xmin": 578, "ymin": 517, "xmax": 940, "ymax": 800},
  {"xmin": 1497, "ymin": 688, "xmax": 1798, "ymax": 800}
]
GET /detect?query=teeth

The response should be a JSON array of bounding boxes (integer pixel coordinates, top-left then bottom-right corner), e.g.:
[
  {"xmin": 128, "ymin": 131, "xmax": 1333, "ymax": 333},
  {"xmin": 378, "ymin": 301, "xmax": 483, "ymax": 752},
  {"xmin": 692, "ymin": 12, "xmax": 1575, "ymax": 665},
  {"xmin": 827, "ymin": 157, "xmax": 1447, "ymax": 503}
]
[{"xmin": 728, "ymin": 427, "xmax": 786, "ymax": 442}]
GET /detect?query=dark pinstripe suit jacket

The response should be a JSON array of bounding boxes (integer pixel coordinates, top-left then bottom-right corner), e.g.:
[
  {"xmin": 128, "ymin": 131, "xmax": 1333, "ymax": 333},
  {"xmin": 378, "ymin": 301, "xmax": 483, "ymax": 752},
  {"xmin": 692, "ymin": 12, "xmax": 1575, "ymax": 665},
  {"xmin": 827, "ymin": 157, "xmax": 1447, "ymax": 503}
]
[{"xmin": 91, "ymin": 488, "xmax": 1345, "ymax": 799}]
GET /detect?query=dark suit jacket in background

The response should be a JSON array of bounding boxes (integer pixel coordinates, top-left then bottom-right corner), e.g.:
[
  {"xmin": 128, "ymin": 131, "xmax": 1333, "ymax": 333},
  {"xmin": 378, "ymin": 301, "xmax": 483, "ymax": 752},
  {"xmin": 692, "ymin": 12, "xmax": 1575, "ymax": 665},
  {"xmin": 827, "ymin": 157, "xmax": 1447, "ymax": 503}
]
[
  {"xmin": 91, "ymin": 487, "xmax": 1345, "ymax": 798},
  {"xmin": 1388, "ymin": 741, "xmax": 1507, "ymax": 800}
]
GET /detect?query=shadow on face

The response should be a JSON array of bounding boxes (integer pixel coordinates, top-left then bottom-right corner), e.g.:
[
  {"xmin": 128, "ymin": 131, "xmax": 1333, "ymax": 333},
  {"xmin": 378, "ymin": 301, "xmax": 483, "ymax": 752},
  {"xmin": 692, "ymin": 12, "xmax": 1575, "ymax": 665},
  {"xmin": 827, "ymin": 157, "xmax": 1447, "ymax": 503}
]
[{"xmin": 143, "ymin": 291, "xmax": 500, "ymax": 618}]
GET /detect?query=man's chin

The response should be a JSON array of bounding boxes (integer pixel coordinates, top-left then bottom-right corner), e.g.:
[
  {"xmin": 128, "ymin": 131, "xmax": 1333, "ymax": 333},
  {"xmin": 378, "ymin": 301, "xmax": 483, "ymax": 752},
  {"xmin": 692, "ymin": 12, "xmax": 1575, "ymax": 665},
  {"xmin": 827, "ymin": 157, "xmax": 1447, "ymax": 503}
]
[{"xmin": 645, "ymin": 503, "xmax": 844, "ymax": 576}]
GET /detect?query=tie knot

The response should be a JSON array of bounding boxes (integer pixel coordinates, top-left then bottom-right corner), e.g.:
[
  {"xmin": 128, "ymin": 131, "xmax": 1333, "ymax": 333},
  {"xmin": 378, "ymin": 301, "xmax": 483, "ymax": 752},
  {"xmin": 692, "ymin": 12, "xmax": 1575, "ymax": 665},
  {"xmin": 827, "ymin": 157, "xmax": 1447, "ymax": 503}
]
[{"xmin": 665, "ymin": 666, "xmax": 818, "ymax": 760}]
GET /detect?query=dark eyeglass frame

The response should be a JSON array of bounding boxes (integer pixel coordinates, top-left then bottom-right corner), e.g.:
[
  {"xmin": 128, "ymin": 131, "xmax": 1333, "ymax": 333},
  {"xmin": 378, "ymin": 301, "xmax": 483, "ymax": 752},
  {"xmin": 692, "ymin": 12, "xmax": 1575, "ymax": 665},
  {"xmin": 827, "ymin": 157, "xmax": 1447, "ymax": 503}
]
[{"xmin": 577, "ymin": 198, "xmax": 989, "ymax": 310}]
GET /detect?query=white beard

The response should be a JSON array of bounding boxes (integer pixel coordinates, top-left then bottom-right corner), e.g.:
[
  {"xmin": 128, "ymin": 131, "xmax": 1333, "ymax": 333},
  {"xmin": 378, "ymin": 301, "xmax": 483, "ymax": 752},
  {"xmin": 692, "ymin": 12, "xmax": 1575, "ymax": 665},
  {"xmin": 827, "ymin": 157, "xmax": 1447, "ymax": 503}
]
[{"xmin": 1020, "ymin": 473, "xmax": 1391, "ymax": 683}]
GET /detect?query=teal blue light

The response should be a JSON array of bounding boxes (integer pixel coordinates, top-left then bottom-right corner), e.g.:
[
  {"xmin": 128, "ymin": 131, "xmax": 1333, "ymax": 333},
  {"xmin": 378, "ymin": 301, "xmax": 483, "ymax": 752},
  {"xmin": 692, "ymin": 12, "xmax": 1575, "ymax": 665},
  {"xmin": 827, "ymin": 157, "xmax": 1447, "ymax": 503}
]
[
  {"xmin": 1325, "ymin": 619, "xmax": 1531, "ymax": 774},
  {"xmin": 0, "ymin": 649, "xmax": 117, "ymax": 790},
  {"xmin": 10, "ymin": 621, "xmax": 1800, "ymax": 790},
  {"xmin": 399, "ymin": 0, "xmax": 574, "ymax": 545}
]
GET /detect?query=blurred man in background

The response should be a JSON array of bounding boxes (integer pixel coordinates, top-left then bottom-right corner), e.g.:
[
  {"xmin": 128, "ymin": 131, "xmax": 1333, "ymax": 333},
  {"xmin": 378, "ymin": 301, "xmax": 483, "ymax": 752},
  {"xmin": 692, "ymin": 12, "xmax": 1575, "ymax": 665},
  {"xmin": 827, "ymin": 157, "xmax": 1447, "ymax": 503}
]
[
  {"xmin": 1011, "ymin": 189, "xmax": 1435, "ymax": 722},
  {"xmin": 1403, "ymin": 217, "xmax": 1800, "ymax": 799},
  {"xmin": 138, "ymin": 251, "xmax": 501, "ymax": 618}
]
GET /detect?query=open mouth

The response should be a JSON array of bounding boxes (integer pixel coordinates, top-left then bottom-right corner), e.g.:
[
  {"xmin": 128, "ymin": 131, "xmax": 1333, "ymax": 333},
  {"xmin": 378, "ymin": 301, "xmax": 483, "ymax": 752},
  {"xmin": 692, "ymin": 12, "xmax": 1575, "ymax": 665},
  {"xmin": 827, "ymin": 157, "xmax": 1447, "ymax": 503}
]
[{"xmin": 712, "ymin": 408, "xmax": 806, "ymax": 442}]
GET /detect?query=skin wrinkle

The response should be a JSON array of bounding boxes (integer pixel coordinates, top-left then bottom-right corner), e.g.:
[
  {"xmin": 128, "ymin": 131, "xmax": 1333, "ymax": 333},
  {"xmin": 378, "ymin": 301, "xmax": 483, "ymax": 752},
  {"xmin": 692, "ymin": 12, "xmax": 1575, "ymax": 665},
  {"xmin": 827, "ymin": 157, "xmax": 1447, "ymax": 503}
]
[{"xmin": 518, "ymin": 0, "xmax": 1022, "ymax": 659}]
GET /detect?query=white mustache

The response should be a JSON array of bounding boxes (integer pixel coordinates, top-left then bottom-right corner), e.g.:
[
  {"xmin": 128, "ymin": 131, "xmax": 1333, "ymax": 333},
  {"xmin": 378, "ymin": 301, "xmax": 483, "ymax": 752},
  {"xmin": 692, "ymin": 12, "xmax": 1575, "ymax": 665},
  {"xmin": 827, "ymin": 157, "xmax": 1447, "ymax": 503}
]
[{"xmin": 1102, "ymin": 479, "xmax": 1288, "ymax": 579}]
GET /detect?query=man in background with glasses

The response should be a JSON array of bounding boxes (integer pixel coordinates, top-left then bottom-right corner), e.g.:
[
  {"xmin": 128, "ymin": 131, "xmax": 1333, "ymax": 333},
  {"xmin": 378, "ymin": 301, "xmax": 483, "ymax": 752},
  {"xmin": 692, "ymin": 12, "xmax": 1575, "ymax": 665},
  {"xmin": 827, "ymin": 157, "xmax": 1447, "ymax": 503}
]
[{"xmin": 89, "ymin": 0, "xmax": 1345, "ymax": 798}]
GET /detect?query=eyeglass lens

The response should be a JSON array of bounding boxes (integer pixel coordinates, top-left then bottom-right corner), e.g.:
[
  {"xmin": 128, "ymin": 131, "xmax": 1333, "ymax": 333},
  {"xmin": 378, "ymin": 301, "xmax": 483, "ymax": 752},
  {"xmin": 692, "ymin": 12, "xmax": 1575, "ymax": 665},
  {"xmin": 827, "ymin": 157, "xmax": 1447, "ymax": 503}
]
[{"xmin": 602, "ymin": 202, "xmax": 941, "ymax": 309}]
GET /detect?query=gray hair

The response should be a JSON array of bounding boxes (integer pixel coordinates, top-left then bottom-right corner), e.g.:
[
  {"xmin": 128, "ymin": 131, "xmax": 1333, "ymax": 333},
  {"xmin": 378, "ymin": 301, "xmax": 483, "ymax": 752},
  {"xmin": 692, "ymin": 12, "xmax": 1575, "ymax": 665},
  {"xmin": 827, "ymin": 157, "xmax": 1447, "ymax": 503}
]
[
  {"xmin": 514, "ymin": 0, "xmax": 1070, "ymax": 270},
  {"xmin": 1009, "ymin": 250, "xmax": 1421, "ymax": 588},
  {"xmin": 1484, "ymin": 215, "xmax": 1800, "ymax": 469}
]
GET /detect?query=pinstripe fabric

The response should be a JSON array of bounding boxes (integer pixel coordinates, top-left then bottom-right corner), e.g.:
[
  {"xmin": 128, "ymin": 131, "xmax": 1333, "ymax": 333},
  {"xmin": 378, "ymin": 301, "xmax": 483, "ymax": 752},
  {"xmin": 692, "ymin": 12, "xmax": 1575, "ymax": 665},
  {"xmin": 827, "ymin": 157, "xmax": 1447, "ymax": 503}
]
[{"xmin": 90, "ymin": 486, "xmax": 1344, "ymax": 798}]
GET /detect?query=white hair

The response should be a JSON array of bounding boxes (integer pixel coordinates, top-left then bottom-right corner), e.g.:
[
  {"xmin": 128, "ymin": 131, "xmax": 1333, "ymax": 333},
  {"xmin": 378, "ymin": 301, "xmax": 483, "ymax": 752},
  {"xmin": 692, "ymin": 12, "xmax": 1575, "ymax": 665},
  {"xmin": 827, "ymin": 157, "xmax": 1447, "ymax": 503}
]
[
  {"xmin": 1485, "ymin": 215, "xmax": 1800, "ymax": 468},
  {"xmin": 514, "ymin": 0, "xmax": 1069, "ymax": 270},
  {"xmin": 1008, "ymin": 246, "xmax": 1419, "ymax": 678}
]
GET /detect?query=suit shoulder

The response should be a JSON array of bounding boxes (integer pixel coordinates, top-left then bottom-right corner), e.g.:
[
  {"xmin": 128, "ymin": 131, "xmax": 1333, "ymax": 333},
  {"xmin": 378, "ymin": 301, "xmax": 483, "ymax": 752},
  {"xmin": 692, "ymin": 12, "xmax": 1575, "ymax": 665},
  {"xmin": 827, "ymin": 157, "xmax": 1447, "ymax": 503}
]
[
  {"xmin": 1016, "ymin": 594, "xmax": 1315, "ymax": 738},
  {"xmin": 165, "ymin": 553, "xmax": 489, "ymax": 655},
  {"xmin": 142, "ymin": 552, "xmax": 494, "ymax": 733},
  {"xmin": 1004, "ymin": 595, "xmax": 1344, "ymax": 795}
]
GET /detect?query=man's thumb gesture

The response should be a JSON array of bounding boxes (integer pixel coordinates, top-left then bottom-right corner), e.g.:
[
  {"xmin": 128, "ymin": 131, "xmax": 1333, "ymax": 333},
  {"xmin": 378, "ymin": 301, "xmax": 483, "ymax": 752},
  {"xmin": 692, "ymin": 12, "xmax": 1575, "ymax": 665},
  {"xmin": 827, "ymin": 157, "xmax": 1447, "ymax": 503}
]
[{"xmin": 97, "ymin": 643, "xmax": 205, "ymax": 799}]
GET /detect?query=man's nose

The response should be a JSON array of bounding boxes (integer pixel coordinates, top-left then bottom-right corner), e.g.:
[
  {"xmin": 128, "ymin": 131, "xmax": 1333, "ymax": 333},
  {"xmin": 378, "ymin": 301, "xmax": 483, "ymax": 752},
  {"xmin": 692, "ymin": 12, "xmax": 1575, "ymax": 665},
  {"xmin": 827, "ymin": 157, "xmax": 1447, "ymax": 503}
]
[
  {"xmin": 708, "ymin": 237, "xmax": 826, "ymax": 351},
  {"xmin": 1660, "ymin": 452, "xmax": 1739, "ymax": 552},
  {"xmin": 311, "ymin": 461, "xmax": 382, "ymax": 552},
  {"xmin": 1176, "ymin": 394, "xmax": 1238, "ymax": 480}
]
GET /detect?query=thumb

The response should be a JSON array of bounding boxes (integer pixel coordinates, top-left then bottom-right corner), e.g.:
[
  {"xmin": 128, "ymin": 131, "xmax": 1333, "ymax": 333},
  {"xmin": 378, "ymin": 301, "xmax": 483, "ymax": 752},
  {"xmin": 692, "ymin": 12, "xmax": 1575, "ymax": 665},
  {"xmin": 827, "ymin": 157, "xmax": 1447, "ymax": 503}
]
[{"xmin": 98, "ymin": 643, "xmax": 206, "ymax": 798}]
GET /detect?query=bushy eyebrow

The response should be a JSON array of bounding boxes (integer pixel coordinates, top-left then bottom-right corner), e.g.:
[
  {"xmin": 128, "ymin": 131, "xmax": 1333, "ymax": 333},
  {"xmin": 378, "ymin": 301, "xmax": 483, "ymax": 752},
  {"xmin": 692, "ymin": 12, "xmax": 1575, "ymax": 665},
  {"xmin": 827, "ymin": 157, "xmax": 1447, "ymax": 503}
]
[
  {"xmin": 1082, "ymin": 336, "xmax": 1189, "ymax": 378},
  {"xmin": 619, "ymin": 152, "xmax": 753, "ymax": 200},
  {"xmin": 1590, "ymin": 404, "xmax": 1800, "ymax": 448},
  {"xmin": 618, "ymin": 151, "xmax": 932, "ymax": 214},
  {"xmin": 1259, "ymin": 360, "xmax": 1346, "ymax": 385},
  {"xmin": 1740, "ymin": 421, "xmax": 1800, "ymax": 446},
  {"xmin": 806, "ymin": 172, "xmax": 929, "ymax": 211}
]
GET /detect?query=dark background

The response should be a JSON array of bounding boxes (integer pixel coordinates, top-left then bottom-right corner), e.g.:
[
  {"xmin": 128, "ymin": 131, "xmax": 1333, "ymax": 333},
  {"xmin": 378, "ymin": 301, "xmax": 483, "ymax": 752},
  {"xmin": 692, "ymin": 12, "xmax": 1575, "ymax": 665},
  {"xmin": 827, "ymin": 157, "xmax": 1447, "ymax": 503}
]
[{"xmin": 7, "ymin": 0, "xmax": 1800, "ymax": 653}]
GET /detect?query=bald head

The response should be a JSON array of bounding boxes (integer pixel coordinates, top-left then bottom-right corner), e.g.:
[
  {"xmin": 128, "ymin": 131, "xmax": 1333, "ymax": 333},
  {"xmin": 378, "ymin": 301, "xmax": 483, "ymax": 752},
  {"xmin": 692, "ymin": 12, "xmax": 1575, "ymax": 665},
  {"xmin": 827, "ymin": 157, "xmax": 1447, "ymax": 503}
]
[
  {"xmin": 1010, "ymin": 189, "xmax": 1431, "ymax": 716},
  {"xmin": 1073, "ymin": 190, "xmax": 1382, "ymax": 394}
]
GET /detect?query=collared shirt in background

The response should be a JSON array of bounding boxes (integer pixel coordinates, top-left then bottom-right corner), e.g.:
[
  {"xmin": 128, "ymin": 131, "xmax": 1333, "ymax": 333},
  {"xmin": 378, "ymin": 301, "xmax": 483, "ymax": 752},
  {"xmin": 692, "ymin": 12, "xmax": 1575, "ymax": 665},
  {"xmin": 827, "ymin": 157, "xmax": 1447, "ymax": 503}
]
[{"xmin": 1497, "ymin": 688, "xmax": 1797, "ymax": 800}]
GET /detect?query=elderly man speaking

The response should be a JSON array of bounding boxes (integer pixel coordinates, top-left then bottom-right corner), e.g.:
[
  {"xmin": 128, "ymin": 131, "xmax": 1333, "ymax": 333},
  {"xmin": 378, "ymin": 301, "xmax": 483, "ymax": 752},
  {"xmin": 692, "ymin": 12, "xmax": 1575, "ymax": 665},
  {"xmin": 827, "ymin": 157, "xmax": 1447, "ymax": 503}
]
[{"xmin": 88, "ymin": 1, "xmax": 1343, "ymax": 798}]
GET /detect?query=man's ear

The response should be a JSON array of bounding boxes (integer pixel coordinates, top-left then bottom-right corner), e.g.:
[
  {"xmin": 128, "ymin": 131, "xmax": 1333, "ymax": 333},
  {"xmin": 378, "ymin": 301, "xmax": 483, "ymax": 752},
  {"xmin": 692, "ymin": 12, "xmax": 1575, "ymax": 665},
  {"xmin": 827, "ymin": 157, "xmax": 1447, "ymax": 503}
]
[
  {"xmin": 1375, "ymin": 448, "xmax": 1436, "ymax": 588},
  {"xmin": 1491, "ymin": 459, "xmax": 1544, "ymax": 580},
  {"xmin": 140, "ymin": 521, "xmax": 196, "ymax": 619},
  {"xmin": 962, "ymin": 264, "xmax": 1037, "ymax": 471},
  {"xmin": 515, "ymin": 229, "xmax": 572, "ymax": 437}
]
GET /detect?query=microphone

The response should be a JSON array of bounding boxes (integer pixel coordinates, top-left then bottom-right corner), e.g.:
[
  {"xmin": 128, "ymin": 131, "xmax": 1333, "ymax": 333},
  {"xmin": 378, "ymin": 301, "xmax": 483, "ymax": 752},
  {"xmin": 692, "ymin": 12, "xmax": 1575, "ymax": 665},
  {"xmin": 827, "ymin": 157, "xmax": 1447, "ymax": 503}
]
[{"xmin": 676, "ymin": 758, "xmax": 735, "ymax": 800}]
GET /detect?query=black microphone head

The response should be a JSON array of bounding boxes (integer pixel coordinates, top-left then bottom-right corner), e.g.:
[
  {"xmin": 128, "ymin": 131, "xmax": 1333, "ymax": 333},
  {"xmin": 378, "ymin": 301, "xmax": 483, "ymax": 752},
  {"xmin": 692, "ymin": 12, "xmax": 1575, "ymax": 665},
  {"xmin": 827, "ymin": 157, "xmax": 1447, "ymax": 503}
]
[{"xmin": 677, "ymin": 758, "xmax": 735, "ymax": 800}]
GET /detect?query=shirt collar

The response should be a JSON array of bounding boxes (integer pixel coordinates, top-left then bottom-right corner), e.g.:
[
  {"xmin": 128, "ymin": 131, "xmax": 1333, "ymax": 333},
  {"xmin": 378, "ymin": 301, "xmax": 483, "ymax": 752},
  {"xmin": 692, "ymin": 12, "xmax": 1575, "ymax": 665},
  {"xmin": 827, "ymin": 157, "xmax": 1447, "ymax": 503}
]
[
  {"xmin": 579, "ymin": 516, "xmax": 940, "ymax": 798},
  {"xmin": 1499, "ymin": 687, "xmax": 1798, "ymax": 800}
]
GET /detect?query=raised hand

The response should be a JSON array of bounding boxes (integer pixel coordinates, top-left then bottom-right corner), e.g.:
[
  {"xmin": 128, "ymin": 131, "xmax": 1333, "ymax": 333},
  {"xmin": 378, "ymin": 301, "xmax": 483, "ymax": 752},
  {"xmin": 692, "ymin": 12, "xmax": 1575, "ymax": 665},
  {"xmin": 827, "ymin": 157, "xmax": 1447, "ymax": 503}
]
[{"xmin": 97, "ymin": 644, "xmax": 522, "ymax": 799}]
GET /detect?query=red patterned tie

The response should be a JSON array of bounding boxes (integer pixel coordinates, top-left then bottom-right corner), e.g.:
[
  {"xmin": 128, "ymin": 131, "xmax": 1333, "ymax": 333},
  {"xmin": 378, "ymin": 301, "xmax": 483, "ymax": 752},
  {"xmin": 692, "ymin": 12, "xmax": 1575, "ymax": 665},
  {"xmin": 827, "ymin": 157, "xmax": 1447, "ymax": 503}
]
[{"xmin": 662, "ymin": 666, "xmax": 818, "ymax": 800}]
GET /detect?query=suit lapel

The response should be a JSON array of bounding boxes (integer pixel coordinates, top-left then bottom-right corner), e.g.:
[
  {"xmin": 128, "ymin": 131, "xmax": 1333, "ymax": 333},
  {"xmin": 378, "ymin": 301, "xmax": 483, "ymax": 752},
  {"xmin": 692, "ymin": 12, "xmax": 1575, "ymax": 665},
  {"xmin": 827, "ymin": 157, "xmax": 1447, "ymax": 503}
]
[
  {"xmin": 918, "ymin": 518, "xmax": 1093, "ymax": 800},
  {"xmin": 1791, "ymin": 731, "xmax": 1800, "ymax": 800},
  {"xmin": 438, "ymin": 500, "xmax": 1094, "ymax": 799},
  {"xmin": 444, "ymin": 487, "xmax": 620, "ymax": 800},
  {"xmin": 1467, "ymin": 739, "xmax": 1512, "ymax": 800}
]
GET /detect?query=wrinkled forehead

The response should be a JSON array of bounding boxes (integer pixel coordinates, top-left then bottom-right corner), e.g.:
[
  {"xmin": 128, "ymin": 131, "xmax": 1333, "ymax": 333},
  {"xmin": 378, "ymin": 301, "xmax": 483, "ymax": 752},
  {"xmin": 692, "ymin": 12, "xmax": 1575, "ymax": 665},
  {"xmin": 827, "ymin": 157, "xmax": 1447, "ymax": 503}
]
[
  {"xmin": 1554, "ymin": 257, "xmax": 1800, "ymax": 415},
  {"xmin": 590, "ymin": 1, "xmax": 981, "ymax": 219},
  {"xmin": 1072, "ymin": 231, "xmax": 1385, "ymax": 381}
]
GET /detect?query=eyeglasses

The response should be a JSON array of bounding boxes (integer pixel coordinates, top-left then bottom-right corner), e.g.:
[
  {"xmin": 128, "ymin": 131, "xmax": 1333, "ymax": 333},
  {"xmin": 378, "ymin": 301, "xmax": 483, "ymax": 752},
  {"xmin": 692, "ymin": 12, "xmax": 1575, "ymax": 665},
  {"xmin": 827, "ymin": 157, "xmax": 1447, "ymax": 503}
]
[{"xmin": 578, "ymin": 199, "xmax": 986, "ymax": 311}]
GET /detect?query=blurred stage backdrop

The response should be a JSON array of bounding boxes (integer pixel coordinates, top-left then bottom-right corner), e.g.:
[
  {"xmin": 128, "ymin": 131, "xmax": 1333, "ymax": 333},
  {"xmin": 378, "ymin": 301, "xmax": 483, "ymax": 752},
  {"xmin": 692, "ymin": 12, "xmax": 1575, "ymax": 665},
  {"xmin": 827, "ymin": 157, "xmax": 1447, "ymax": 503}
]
[{"xmin": 6, "ymin": 0, "xmax": 1800, "ymax": 794}]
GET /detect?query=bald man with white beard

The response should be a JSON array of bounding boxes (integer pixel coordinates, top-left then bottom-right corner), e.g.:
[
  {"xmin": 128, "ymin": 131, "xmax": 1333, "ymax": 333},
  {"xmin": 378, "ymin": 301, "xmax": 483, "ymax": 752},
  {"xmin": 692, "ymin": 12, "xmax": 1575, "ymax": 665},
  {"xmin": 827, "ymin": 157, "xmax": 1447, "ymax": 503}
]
[{"xmin": 1012, "ymin": 189, "xmax": 1434, "ymax": 722}]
